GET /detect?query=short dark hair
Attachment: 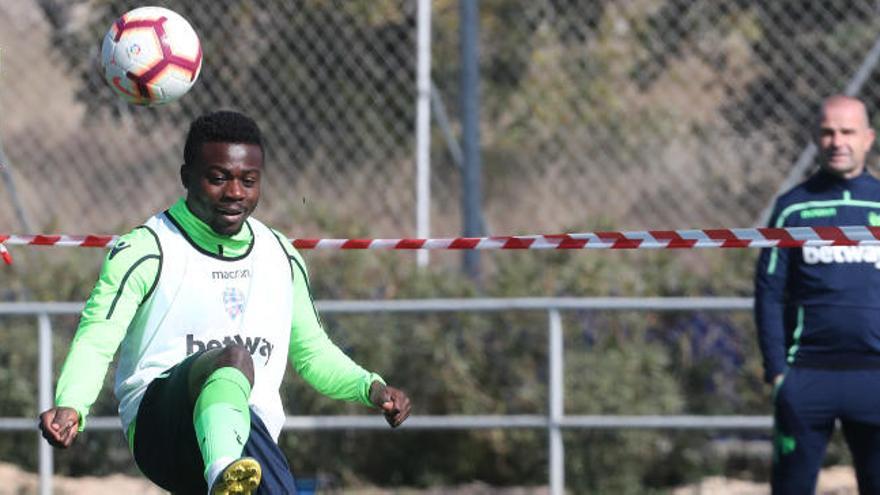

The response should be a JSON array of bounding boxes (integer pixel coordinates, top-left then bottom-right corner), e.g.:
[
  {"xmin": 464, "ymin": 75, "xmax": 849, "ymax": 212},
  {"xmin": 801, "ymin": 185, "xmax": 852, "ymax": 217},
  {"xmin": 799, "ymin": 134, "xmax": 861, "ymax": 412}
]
[{"xmin": 183, "ymin": 110, "xmax": 264, "ymax": 166}]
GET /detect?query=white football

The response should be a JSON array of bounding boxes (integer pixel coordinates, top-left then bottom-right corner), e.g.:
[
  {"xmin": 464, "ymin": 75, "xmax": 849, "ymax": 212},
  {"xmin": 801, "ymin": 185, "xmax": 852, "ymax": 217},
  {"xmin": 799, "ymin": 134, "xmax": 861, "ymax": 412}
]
[{"xmin": 100, "ymin": 6, "xmax": 202, "ymax": 106}]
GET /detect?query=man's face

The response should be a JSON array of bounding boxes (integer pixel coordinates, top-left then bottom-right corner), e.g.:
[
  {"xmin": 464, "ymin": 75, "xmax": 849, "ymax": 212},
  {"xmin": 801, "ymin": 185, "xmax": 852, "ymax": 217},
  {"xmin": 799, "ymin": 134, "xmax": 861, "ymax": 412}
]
[
  {"xmin": 816, "ymin": 100, "xmax": 875, "ymax": 179},
  {"xmin": 183, "ymin": 142, "xmax": 263, "ymax": 236}
]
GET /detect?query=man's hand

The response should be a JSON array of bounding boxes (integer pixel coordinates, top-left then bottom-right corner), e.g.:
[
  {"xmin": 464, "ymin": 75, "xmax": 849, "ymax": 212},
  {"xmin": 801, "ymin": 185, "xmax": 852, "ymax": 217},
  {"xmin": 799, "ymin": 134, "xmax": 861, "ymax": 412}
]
[
  {"xmin": 39, "ymin": 407, "xmax": 80, "ymax": 448},
  {"xmin": 369, "ymin": 381, "xmax": 411, "ymax": 428}
]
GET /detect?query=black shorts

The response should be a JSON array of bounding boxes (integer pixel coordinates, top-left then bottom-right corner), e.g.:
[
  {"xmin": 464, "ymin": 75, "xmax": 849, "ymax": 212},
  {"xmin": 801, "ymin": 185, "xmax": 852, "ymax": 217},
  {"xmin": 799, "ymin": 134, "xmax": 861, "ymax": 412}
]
[{"xmin": 132, "ymin": 351, "xmax": 298, "ymax": 494}]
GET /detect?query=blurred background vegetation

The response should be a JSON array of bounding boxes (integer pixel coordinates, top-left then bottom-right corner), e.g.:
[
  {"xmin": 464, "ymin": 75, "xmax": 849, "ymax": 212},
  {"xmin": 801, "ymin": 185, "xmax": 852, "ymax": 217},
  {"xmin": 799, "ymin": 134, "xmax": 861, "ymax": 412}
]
[
  {"xmin": 3, "ymin": 247, "xmax": 816, "ymax": 493},
  {"xmin": 2, "ymin": 0, "xmax": 876, "ymax": 492}
]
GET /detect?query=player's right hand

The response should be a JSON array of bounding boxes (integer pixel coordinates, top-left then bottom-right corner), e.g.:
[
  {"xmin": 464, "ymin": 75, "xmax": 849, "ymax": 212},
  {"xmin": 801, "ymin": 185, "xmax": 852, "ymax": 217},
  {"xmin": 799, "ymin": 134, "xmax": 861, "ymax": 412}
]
[{"xmin": 39, "ymin": 407, "xmax": 80, "ymax": 448}]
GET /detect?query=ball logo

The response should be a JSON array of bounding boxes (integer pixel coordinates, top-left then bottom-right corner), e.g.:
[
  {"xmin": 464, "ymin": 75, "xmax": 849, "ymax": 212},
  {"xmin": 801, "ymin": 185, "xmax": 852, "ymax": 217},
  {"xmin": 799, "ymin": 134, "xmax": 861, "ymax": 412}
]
[
  {"xmin": 222, "ymin": 287, "xmax": 246, "ymax": 320},
  {"xmin": 127, "ymin": 44, "xmax": 142, "ymax": 56}
]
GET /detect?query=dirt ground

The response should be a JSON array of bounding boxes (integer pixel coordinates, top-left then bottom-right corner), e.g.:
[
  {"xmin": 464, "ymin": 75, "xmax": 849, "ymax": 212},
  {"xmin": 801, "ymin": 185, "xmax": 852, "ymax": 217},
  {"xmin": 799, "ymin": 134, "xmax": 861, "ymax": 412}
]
[
  {"xmin": 0, "ymin": 462, "xmax": 859, "ymax": 494},
  {"xmin": 0, "ymin": 462, "xmax": 163, "ymax": 495},
  {"xmin": 671, "ymin": 466, "xmax": 857, "ymax": 495}
]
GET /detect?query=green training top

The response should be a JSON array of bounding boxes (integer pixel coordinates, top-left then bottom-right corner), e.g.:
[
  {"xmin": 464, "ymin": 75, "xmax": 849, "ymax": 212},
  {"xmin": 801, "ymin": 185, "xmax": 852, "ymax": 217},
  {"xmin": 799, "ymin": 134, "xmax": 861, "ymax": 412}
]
[{"xmin": 54, "ymin": 198, "xmax": 383, "ymax": 430}]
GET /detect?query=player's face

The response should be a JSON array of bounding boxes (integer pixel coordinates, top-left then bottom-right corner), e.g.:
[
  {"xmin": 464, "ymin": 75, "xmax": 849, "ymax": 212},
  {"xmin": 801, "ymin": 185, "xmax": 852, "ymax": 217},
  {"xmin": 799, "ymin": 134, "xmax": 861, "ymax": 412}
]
[
  {"xmin": 816, "ymin": 100, "xmax": 875, "ymax": 179},
  {"xmin": 184, "ymin": 142, "xmax": 263, "ymax": 236}
]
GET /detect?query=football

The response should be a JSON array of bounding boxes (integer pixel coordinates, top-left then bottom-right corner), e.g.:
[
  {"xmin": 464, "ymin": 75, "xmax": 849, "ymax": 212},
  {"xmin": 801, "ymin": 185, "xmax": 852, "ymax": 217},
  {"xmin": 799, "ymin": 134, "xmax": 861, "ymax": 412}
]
[{"xmin": 99, "ymin": 6, "xmax": 202, "ymax": 106}]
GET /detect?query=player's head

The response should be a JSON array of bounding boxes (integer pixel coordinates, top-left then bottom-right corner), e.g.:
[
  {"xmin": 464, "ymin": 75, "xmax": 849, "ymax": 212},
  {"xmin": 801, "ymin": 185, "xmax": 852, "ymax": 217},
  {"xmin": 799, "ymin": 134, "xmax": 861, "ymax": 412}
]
[
  {"xmin": 814, "ymin": 95, "xmax": 875, "ymax": 179},
  {"xmin": 180, "ymin": 110, "xmax": 265, "ymax": 236}
]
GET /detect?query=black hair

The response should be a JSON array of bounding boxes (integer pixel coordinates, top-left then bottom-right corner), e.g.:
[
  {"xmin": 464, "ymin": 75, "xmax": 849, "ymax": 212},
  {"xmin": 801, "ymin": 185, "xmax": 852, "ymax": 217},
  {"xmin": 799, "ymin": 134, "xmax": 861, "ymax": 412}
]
[{"xmin": 183, "ymin": 110, "xmax": 264, "ymax": 167}]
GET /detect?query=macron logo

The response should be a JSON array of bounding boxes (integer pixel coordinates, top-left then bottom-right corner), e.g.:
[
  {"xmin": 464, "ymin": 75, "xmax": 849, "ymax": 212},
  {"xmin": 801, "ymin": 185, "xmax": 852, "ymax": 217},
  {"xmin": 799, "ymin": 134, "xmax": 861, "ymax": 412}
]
[
  {"xmin": 212, "ymin": 269, "xmax": 251, "ymax": 280},
  {"xmin": 186, "ymin": 333, "xmax": 274, "ymax": 360}
]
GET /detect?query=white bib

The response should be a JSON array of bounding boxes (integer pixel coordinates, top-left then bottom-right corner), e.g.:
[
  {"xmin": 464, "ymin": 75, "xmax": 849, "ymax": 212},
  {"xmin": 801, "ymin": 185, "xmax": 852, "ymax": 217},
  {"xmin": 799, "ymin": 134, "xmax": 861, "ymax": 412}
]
[{"xmin": 114, "ymin": 213, "xmax": 293, "ymax": 439}]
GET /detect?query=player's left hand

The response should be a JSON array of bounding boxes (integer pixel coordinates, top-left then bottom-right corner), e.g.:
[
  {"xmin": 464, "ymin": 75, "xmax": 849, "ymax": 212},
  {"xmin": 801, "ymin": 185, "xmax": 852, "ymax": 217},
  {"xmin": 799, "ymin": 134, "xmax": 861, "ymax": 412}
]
[{"xmin": 369, "ymin": 381, "xmax": 411, "ymax": 428}]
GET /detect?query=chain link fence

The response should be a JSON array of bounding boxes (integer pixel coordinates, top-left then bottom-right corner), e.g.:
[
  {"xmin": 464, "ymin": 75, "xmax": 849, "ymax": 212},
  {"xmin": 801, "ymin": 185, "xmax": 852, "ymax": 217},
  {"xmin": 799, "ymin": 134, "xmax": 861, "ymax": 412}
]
[
  {"xmin": 3, "ymin": 0, "xmax": 880, "ymax": 239},
  {"xmin": 0, "ymin": 0, "xmax": 418, "ymax": 239},
  {"xmin": 6, "ymin": 1, "xmax": 880, "ymax": 489}
]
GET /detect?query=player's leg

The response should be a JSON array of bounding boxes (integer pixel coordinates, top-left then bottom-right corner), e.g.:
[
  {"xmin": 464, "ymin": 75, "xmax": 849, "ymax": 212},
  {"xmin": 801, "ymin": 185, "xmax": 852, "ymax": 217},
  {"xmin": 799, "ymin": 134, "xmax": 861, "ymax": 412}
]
[
  {"xmin": 133, "ymin": 350, "xmax": 216, "ymax": 493},
  {"xmin": 188, "ymin": 345, "xmax": 261, "ymax": 493},
  {"xmin": 839, "ymin": 369, "xmax": 880, "ymax": 495},
  {"xmin": 771, "ymin": 367, "xmax": 836, "ymax": 495},
  {"xmin": 243, "ymin": 411, "xmax": 299, "ymax": 494},
  {"xmin": 842, "ymin": 420, "xmax": 880, "ymax": 495}
]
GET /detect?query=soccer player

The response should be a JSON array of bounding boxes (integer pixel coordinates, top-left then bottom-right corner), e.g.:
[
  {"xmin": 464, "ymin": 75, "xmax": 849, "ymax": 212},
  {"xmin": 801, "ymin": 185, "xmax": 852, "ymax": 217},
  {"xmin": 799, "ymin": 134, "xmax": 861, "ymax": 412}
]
[
  {"xmin": 755, "ymin": 95, "xmax": 880, "ymax": 494},
  {"xmin": 38, "ymin": 110, "xmax": 411, "ymax": 494}
]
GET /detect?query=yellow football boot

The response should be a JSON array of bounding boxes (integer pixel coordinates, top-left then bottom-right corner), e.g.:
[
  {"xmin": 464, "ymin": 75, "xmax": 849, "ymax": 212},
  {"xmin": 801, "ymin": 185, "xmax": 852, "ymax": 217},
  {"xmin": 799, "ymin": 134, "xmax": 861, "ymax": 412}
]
[{"xmin": 210, "ymin": 457, "xmax": 262, "ymax": 495}]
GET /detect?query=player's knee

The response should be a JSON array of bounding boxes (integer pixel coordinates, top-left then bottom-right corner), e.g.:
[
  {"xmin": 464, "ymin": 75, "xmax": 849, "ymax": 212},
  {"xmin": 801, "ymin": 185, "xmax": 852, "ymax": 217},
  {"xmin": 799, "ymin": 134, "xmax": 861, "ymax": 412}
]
[
  {"xmin": 188, "ymin": 344, "xmax": 256, "ymax": 402},
  {"xmin": 214, "ymin": 344, "xmax": 255, "ymax": 385}
]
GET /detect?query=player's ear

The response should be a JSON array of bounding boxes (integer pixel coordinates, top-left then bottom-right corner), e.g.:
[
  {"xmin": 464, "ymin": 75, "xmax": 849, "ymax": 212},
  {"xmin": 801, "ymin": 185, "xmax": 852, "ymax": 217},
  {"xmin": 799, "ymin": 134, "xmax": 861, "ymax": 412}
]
[{"xmin": 180, "ymin": 163, "xmax": 190, "ymax": 190}]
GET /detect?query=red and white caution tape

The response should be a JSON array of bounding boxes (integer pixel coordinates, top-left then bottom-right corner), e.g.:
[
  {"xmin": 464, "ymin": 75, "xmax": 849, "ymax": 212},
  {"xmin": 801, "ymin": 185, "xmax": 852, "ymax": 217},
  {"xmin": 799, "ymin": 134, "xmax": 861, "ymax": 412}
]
[
  {"xmin": 4, "ymin": 226, "xmax": 880, "ymax": 256},
  {"xmin": 0, "ymin": 243, "xmax": 11, "ymax": 265},
  {"xmin": 0, "ymin": 235, "xmax": 118, "ymax": 248}
]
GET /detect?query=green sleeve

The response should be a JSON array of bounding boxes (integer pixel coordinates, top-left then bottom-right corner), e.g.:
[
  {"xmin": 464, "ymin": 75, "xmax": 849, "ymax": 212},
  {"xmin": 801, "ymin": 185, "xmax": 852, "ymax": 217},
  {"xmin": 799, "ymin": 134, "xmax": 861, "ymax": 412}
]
[
  {"xmin": 272, "ymin": 231, "xmax": 383, "ymax": 407},
  {"xmin": 55, "ymin": 227, "xmax": 161, "ymax": 430}
]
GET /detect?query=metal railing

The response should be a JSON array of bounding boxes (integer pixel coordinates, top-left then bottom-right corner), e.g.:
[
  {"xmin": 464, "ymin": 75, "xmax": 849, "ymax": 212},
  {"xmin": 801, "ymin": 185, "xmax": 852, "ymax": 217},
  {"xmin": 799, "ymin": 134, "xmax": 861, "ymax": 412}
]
[{"xmin": 0, "ymin": 298, "xmax": 768, "ymax": 495}]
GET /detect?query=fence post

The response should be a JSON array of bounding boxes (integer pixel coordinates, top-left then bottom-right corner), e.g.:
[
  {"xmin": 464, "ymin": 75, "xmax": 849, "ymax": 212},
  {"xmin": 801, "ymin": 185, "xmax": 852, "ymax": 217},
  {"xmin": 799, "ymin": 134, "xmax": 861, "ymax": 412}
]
[
  {"xmin": 38, "ymin": 312, "xmax": 53, "ymax": 495},
  {"xmin": 548, "ymin": 309, "xmax": 564, "ymax": 495},
  {"xmin": 415, "ymin": 0, "xmax": 432, "ymax": 268},
  {"xmin": 459, "ymin": 0, "xmax": 485, "ymax": 279}
]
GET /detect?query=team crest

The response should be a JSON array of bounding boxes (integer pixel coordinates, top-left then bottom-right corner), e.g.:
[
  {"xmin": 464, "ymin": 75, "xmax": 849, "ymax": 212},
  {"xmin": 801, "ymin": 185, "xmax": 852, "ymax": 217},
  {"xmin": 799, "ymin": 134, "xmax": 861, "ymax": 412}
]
[
  {"xmin": 222, "ymin": 287, "xmax": 246, "ymax": 320},
  {"xmin": 869, "ymin": 211, "xmax": 880, "ymax": 227}
]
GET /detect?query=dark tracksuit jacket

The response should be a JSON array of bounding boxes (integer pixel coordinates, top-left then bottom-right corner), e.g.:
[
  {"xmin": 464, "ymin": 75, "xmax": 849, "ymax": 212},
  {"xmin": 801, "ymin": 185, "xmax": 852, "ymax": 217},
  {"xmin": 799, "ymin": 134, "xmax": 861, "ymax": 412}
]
[{"xmin": 755, "ymin": 170, "xmax": 880, "ymax": 381}]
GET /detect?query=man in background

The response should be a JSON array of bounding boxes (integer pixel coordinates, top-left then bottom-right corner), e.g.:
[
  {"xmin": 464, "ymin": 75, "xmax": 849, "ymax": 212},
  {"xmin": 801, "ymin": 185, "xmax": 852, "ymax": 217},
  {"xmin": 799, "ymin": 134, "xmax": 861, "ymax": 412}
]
[{"xmin": 755, "ymin": 95, "xmax": 880, "ymax": 494}]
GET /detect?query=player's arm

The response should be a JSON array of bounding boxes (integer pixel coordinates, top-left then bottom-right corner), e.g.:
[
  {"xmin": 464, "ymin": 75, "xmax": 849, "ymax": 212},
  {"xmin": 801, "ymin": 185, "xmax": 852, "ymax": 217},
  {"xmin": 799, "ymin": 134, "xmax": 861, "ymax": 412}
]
[
  {"xmin": 754, "ymin": 203, "xmax": 789, "ymax": 385},
  {"xmin": 273, "ymin": 231, "xmax": 410, "ymax": 426},
  {"xmin": 40, "ymin": 227, "xmax": 160, "ymax": 445}
]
